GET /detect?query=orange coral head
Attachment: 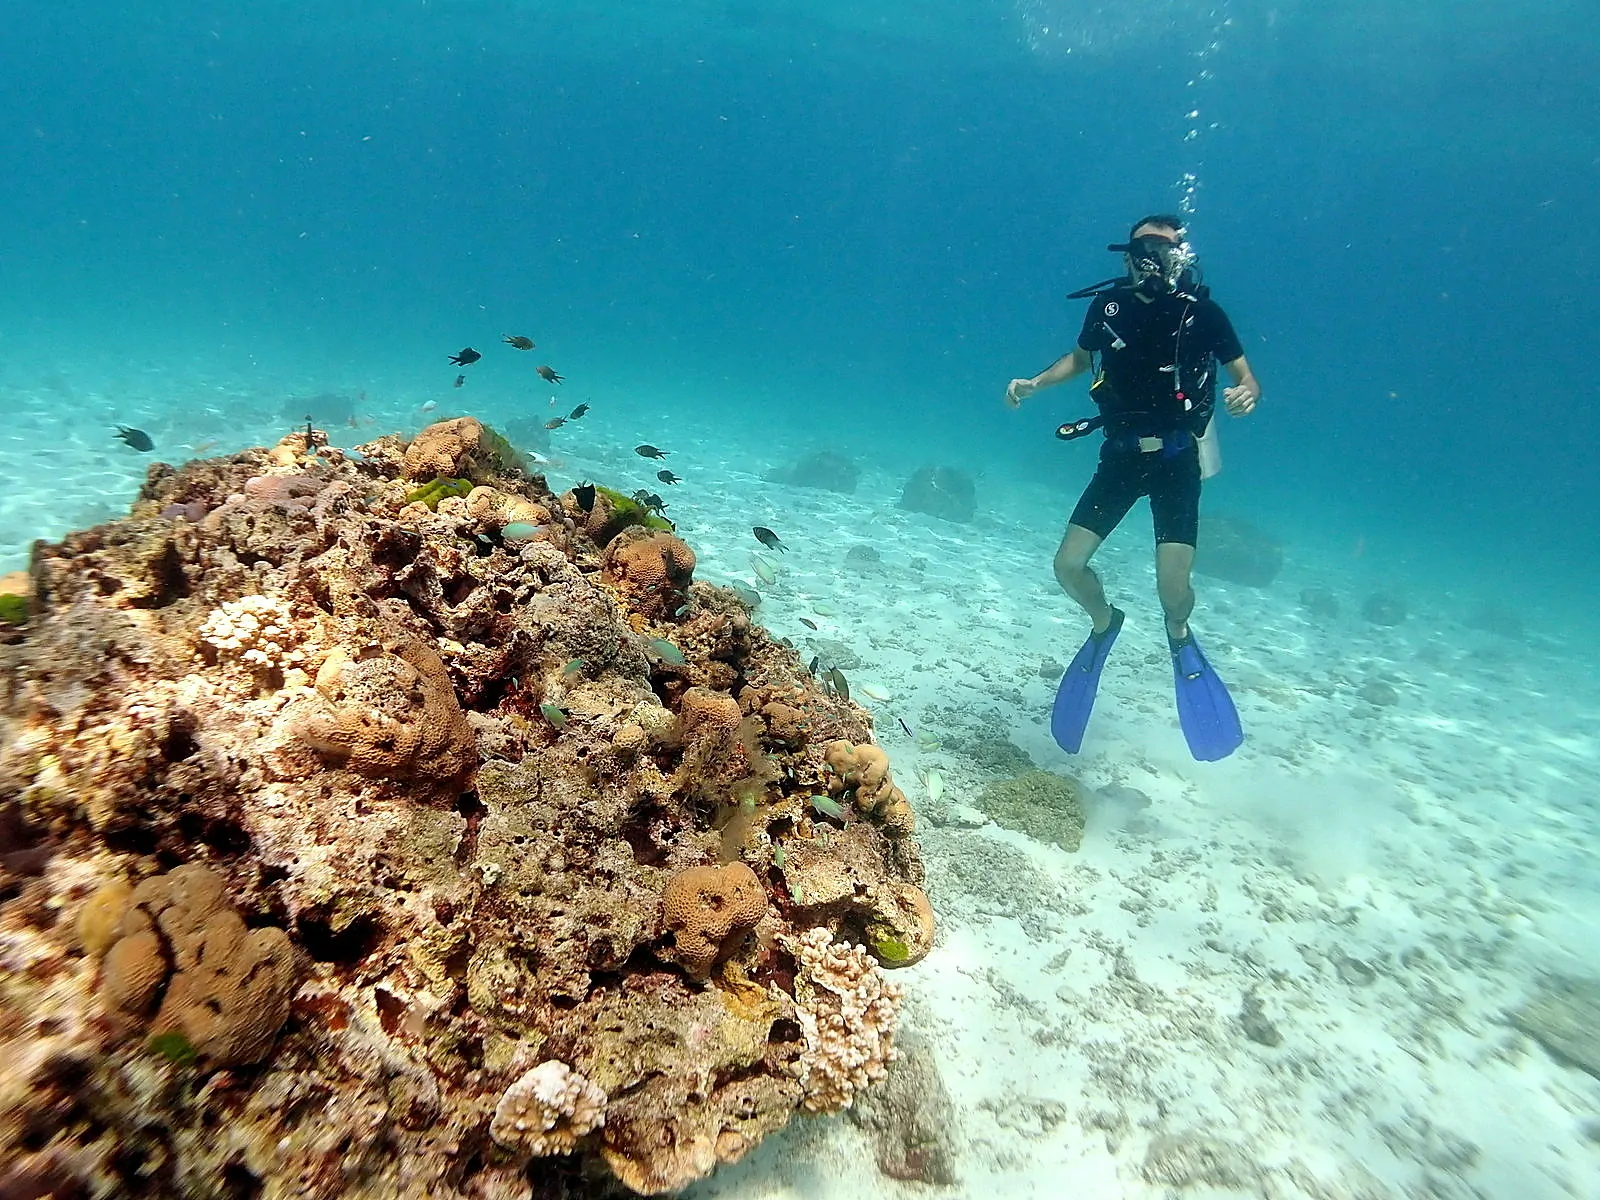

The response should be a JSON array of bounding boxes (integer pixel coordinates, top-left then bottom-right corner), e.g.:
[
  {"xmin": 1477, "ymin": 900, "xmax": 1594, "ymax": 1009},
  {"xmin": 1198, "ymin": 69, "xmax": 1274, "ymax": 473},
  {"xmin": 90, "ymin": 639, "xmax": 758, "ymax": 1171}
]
[
  {"xmin": 600, "ymin": 527, "xmax": 697, "ymax": 620},
  {"xmin": 661, "ymin": 862, "xmax": 767, "ymax": 979}
]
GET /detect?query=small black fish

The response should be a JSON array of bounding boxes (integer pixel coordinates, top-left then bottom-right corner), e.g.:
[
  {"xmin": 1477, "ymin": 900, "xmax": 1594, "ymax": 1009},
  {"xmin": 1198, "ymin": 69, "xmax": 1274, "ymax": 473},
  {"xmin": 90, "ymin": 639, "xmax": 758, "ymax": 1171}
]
[
  {"xmin": 807, "ymin": 655, "xmax": 820, "ymax": 677},
  {"xmin": 115, "ymin": 425, "xmax": 153, "ymax": 452},
  {"xmin": 545, "ymin": 417, "xmax": 567, "ymax": 430},
  {"xmin": 453, "ymin": 373, "xmax": 466, "ymax": 388},
  {"xmin": 503, "ymin": 334, "xmax": 535, "ymax": 350},
  {"xmin": 448, "ymin": 347, "xmax": 481, "ymax": 366},
  {"xmin": 632, "ymin": 490, "xmax": 669, "ymax": 516},
  {"xmin": 304, "ymin": 414, "xmax": 314, "ymax": 444},
  {"xmin": 799, "ymin": 617, "xmax": 818, "ymax": 630},
  {"xmin": 568, "ymin": 403, "xmax": 589, "ymax": 420},
  {"xmin": 826, "ymin": 667, "xmax": 850, "ymax": 702},
  {"xmin": 572, "ymin": 482, "xmax": 597, "ymax": 513},
  {"xmin": 897, "ymin": 717, "xmax": 914, "ymax": 738},
  {"xmin": 656, "ymin": 469, "xmax": 681, "ymax": 485},
  {"xmin": 536, "ymin": 365, "xmax": 564, "ymax": 384},
  {"xmin": 634, "ymin": 444, "xmax": 669, "ymax": 459},
  {"xmin": 752, "ymin": 526, "xmax": 787, "ymax": 553}
]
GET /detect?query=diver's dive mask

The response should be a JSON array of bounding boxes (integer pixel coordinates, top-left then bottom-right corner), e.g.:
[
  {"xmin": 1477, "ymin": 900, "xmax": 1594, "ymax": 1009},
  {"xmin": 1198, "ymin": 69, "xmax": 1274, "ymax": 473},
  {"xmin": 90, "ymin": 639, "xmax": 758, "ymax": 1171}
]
[{"xmin": 1111, "ymin": 234, "xmax": 1198, "ymax": 297}]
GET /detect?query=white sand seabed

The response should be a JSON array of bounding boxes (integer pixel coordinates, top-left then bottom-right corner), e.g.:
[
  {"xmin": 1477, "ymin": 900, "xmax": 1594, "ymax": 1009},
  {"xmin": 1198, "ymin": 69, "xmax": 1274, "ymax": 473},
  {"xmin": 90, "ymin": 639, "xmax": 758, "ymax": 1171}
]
[{"xmin": 3, "ymin": 378, "xmax": 1600, "ymax": 1198}]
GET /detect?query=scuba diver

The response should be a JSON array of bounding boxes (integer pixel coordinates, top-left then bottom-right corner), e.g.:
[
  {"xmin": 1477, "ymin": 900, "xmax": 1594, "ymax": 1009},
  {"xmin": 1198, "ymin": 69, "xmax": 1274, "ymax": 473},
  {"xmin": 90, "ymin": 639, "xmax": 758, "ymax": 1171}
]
[{"xmin": 1005, "ymin": 214, "xmax": 1262, "ymax": 761}]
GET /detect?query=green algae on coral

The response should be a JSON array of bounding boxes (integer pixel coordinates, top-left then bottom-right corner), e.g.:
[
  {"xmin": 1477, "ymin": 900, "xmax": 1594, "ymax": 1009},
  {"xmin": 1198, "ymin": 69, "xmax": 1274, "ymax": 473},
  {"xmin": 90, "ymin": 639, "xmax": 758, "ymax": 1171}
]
[
  {"xmin": 477, "ymin": 423, "xmax": 527, "ymax": 475},
  {"xmin": 594, "ymin": 484, "xmax": 673, "ymax": 533},
  {"xmin": 976, "ymin": 770, "xmax": 1087, "ymax": 853},
  {"xmin": 872, "ymin": 936, "xmax": 911, "ymax": 964},
  {"xmin": 148, "ymin": 1030, "xmax": 199, "ymax": 1067},
  {"xmin": 405, "ymin": 476, "xmax": 474, "ymax": 510},
  {"xmin": 0, "ymin": 593, "xmax": 27, "ymax": 627}
]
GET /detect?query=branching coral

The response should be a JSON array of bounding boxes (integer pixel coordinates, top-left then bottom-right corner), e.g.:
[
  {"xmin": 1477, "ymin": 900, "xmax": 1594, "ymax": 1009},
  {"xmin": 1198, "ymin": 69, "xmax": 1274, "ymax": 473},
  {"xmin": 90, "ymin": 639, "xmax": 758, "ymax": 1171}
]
[
  {"xmin": 787, "ymin": 927, "xmax": 903, "ymax": 1113},
  {"xmin": 490, "ymin": 1060, "xmax": 607, "ymax": 1156},
  {"xmin": 198, "ymin": 594, "xmax": 303, "ymax": 670}
]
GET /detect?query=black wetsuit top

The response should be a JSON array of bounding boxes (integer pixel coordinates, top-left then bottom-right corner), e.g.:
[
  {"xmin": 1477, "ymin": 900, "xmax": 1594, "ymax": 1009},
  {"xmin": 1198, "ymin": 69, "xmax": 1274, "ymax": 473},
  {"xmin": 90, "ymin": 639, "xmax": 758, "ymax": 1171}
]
[{"xmin": 1077, "ymin": 286, "xmax": 1244, "ymax": 438}]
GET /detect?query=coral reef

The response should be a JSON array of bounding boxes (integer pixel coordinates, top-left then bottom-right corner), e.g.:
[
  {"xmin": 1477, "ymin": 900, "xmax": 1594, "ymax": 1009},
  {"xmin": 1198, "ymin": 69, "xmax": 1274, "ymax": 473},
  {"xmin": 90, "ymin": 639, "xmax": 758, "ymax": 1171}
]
[
  {"xmin": 898, "ymin": 465, "xmax": 976, "ymax": 523},
  {"xmin": 1361, "ymin": 592, "xmax": 1408, "ymax": 626},
  {"xmin": 1510, "ymin": 977, "xmax": 1600, "ymax": 1078},
  {"xmin": 1193, "ymin": 513, "xmax": 1284, "ymax": 587},
  {"xmin": 1299, "ymin": 587, "xmax": 1341, "ymax": 619},
  {"xmin": 764, "ymin": 449, "xmax": 861, "ymax": 494},
  {"xmin": 0, "ymin": 419, "xmax": 930, "ymax": 1198},
  {"xmin": 977, "ymin": 770, "xmax": 1088, "ymax": 852},
  {"xmin": 849, "ymin": 1037, "xmax": 960, "ymax": 1184}
]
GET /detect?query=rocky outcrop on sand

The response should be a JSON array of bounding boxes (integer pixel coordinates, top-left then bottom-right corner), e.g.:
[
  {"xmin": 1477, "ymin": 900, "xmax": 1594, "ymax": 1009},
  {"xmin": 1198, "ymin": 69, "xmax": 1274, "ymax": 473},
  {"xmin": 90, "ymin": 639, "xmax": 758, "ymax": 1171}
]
[{"xmin": 0, "ymin": 418, "xmax": 932, "ymax": 1199}]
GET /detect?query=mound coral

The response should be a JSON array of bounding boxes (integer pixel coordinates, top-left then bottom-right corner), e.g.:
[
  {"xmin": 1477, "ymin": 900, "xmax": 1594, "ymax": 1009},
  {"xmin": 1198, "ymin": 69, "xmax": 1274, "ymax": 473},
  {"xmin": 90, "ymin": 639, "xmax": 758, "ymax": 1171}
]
[
  {"xmin": 97, "ymin": 864, "xmax": 296, "ymax": 1067},
  {"xmin": 294, "ymin": 635, "xmax": 478, "ymax": 780},
  {"xmin": 825, "ymin": 739, "xmax": 917, "ymax": 837},
  {"xmin": 662, "ymin": 861, "xmax": 768, "ymax": 979},
  {"xmin": 601, "ymin": 526, "xmax": 696, "ymax": 619},
  {"xmin": 0, "ymin": 419, "xmax": 929, "ymax": 1199}
]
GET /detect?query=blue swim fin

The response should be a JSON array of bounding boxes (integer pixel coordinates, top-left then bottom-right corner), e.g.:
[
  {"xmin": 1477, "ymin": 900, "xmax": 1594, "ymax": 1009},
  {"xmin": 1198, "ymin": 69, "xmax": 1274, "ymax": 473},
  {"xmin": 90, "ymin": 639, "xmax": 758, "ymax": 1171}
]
[
  {"xmin": 1169, "ymin": 628, "xmax": 1243, "ymax": 761},
  {"xmin": 1051, "ymin": 607, "xmax": 1124, "ymax": 753}
]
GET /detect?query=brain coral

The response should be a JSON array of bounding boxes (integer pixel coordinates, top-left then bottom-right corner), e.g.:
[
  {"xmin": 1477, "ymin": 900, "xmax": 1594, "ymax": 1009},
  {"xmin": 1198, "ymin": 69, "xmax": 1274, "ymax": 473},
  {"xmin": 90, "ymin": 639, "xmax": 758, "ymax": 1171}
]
[
  {"xmin": 662, "ymin": 862, "xmax": 768, "ymax": 979},
  {"xmin": 294, "ymin": 635, "xmax": 477, "ymax": 779},
  {"xmin": 601, "ymin": 526, "xmax": 696, "ymax": 619},
  {"xmin": 97, "ymin": 864, "xmax": 296, "ymax": 1067},
  {"xmin": 403, "ymin": 415, "xmax": 485, "ymax": 481}
]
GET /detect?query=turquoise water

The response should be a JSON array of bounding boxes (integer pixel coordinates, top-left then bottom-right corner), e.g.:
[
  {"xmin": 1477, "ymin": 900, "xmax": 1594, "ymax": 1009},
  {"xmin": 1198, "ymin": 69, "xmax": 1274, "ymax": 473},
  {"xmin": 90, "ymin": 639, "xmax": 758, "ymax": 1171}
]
[{"xmin": 3, "ymin": 2, "xmax": 1598, "ymax": 1195}]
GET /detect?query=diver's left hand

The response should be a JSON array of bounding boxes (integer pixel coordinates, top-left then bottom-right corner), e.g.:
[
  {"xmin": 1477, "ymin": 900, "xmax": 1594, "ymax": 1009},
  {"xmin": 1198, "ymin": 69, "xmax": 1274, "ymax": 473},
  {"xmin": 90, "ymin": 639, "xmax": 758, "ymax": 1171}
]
[{"xmin": 1223, "ymin": 383, "xmax": 1259, "ymax": 416}]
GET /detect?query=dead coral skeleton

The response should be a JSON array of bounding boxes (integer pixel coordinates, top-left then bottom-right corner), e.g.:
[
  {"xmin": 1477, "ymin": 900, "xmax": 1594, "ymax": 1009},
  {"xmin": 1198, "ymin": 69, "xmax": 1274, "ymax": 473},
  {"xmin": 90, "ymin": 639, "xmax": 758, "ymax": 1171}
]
[
  {"xmin": 490, "ymin": 1060, "xmax": 608, "ymax": 1156},
  {"xmin": 787, "ymin": 926, "xmax": 903, "ymax": 1113}
]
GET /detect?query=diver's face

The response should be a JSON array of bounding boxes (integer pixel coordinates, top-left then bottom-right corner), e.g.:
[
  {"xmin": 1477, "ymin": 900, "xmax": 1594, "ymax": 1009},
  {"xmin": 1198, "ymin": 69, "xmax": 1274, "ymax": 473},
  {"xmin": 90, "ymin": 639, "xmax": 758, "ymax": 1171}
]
[{"xmin": 1126, "ymin": 224, "xmax": 1183, "ymax": 293}]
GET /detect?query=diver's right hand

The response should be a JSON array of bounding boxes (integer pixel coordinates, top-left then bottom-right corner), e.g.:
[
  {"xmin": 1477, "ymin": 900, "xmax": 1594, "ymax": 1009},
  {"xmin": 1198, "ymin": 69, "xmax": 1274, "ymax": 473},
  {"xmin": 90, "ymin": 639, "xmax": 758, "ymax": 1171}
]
[{"xmin": 1005, "ymin": 377, "xmax": 1038, "ymax": 408}]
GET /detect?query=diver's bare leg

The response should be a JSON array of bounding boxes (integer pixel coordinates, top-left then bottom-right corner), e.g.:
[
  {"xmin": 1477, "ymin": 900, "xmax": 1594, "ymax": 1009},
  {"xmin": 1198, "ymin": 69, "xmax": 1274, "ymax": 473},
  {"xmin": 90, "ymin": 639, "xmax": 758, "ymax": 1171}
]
[
  {"xmin": 1155, "ymin": 541, "xmax": 1196, "ymax": 639},
  {"xmin": 1054, "ymin": 523, "xmax": 1115, "ymax": 633}
]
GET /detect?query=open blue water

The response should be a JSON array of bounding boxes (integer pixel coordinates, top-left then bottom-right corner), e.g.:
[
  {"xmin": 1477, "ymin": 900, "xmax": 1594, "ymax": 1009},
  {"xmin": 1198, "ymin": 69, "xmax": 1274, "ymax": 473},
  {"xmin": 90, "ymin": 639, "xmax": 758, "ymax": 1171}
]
[{"xmin": 5, "ymin": 1, "xmax": 1596, "ymax": 604}]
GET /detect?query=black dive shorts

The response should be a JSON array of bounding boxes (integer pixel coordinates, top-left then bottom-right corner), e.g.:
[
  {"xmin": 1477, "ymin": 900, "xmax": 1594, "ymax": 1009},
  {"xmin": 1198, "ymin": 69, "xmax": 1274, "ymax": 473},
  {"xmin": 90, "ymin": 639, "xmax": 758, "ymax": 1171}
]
[{"xmin": 1069, "ymin": 440, "xmax": 1201, "ymax": 546}]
